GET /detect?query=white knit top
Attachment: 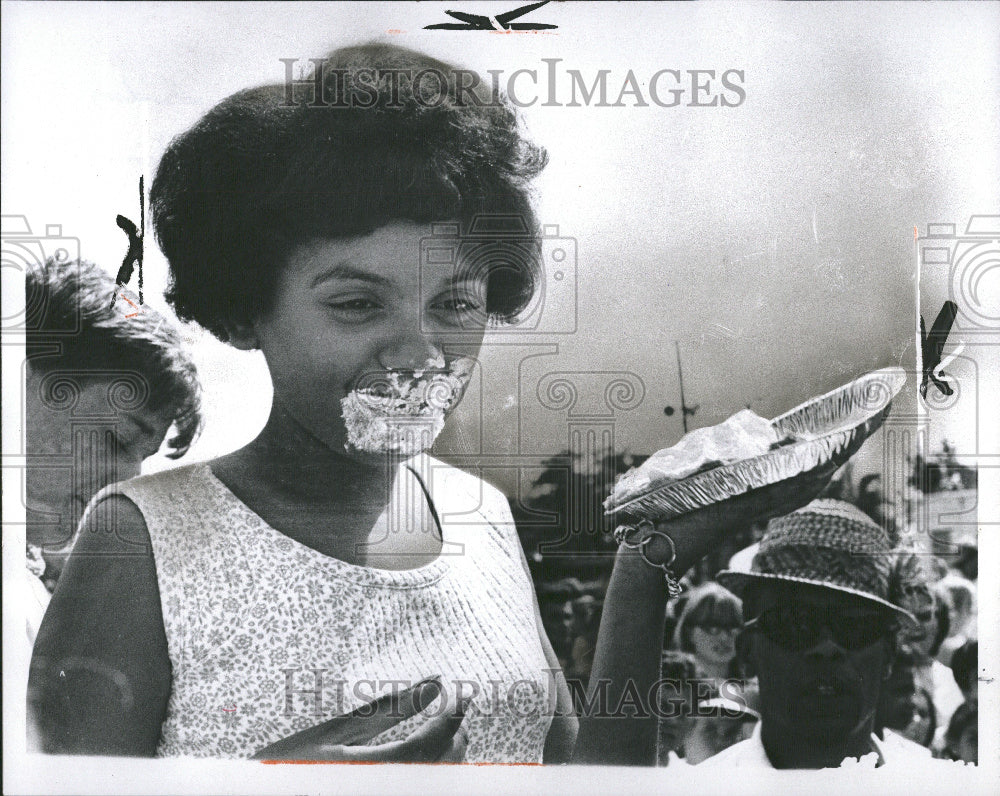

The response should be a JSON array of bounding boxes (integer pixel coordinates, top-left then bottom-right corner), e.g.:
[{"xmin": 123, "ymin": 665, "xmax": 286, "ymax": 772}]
[{"xmin": 94, "ymin": 461, "xmax": 553, "ymax": 761}]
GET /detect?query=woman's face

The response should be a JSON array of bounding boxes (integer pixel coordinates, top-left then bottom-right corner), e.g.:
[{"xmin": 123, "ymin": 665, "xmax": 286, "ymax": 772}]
[
  {"xmin": 252, "ymin": 222, "xmax": 488, "ymax": 460},
  {"xmin": 899, "ymin": 590, "xmax": 939, "ymax": 659},
  {"xmin": 690, "ymin": 623, "xmax": 739, "ymax": 666}
]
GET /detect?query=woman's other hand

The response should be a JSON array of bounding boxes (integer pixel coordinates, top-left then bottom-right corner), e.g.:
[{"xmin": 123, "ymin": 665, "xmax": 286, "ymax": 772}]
[{"xmin": 251, "ymin": 677, "xmax": 469, "ymax": 762}]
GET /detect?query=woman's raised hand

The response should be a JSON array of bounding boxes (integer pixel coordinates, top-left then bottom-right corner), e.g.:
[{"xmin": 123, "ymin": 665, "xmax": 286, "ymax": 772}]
[
  {"xmin": 251, "ymin": 677, "xmax": 469, "ymax": 762},
  {"xmin": 649, "ymin": 461, "xmax": 841, "ymax": 572},
  {"xmin": 574, "ymin": 461, "xmax": 839, "ymax": 766}
]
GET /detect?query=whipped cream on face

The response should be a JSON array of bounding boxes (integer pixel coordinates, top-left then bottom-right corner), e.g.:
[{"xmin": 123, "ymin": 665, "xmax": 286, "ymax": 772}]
[{"xmin": 341, "ymin": 356, "xmax": 475, "ymax": 455}]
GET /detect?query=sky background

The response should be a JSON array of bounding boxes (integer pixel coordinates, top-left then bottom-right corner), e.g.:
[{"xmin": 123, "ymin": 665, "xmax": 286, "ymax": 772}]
[{"xmin": 3, "ymin": 1, "xmax": 998, "ymax": 498}]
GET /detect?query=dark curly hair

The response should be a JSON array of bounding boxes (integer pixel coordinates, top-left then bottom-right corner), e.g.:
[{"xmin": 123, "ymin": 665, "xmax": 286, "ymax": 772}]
[
  {"xmin": 151, "ymin": 42, "xmax": 548, "ymax": 343},
  {"xmin": 25, "ymin": 257, "xmax": 202, "ymax": 458}
]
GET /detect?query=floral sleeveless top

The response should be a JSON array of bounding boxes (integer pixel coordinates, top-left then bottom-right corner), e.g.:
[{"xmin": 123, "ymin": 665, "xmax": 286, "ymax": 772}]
[{"xmin": 92, "ymin": 461, "xmax": 553, "ymax": 761}]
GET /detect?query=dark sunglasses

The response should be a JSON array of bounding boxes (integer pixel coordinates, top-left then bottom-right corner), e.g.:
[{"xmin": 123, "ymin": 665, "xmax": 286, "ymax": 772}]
[{"xmin": 744, "ymin": 604, "xmax": 891, "ymax": 651}]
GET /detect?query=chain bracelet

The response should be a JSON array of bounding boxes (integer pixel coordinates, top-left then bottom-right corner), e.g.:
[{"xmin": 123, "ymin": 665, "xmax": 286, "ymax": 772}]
[{"xmin": 612, "ymin": 522, "xmax": 683, "ymax": 597}]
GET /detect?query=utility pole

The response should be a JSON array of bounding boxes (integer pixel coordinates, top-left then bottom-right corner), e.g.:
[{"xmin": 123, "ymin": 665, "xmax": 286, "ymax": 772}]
[
  {"xmin": 675, "ymin": 341, "xmax": 689, "ymax": 434},
  {"xmin": 663, "ymin": 340, "xmax": 697, "ymax": 433}
]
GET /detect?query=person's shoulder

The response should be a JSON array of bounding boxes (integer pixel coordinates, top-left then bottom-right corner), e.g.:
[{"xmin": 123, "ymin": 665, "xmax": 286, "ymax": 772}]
[
  {"xmin": 111, "ymin": 461, "xmax": 210, "ymax": 494},
  {"xmin": 880, "ymin": 729, "xmax": 933, "ymax": 759},
  {"xmin": 86, "ymin": 462, "xmax": 212, "ymax": 518},
  {"xmin": 699, "ymin": 724, "xmax": 770, "ymax": 769},
  {"xmin": 76, "ymin": 464, "xmax": 212, "ymax": 557},
  {"xmin": 423, "ymin": 458, "xmax": 518, "ymax": 550},
  {"xmin": 424, "ymin": 457, "xmax": 511, "ymax": 513},
  {"xmin": 698, "ymin": 737, "xmax": 758, "ymax": 768}
]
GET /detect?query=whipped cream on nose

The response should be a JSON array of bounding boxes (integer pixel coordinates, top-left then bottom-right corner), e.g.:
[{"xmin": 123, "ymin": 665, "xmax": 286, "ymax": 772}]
[{"xmin": 341, "ymin": 356, "xmax": 475, "ymax": 455}]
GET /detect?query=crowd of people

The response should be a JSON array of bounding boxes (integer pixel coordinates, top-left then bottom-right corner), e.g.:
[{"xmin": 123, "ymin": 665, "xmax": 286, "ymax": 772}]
[
  {"xmin": 20, "ymin": 40, "xmax": 980, "ymax": 774},
  {"xmin": 532, "ymin": 488, "xmax": 980, "ymax": 768}
]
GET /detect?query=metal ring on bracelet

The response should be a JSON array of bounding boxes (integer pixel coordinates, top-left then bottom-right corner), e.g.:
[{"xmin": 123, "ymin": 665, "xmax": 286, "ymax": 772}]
[
  {"xmin": 639, "ymin": 532, "xmax": 683, "ymax": 597},
  {"xmin": 613, "ymin": 522, "xmax": 683, "ymax": 598},
  {"xmin": 614, "ymin": 519, "xmax": 654, "ymax": 549},
  {"xmin": 637, "ymin": 530, "xmax": 678, "ymax": 570}
]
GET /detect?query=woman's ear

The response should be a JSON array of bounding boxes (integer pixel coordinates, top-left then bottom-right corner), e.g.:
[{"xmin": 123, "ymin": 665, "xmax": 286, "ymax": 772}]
[{"xmin": 224, "ymin": 320, "xmax": 259, "ymax": 350}]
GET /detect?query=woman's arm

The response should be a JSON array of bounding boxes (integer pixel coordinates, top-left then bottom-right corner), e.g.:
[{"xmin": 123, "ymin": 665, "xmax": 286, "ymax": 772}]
[
  {"xmin": 573, "ymin": 464, "xmax": 837, "ymax": 765},
  {"xmin": 28, "ymin": 495, "xmax": 171, "ymax": 755},
  {"xmin": 535, "ymin": 590, "xmax": 579, "ymax": 763}
]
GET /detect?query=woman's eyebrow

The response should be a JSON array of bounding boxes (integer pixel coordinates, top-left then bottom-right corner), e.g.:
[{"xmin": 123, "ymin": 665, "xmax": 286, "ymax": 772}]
[{"xmin": 310, "ymin": 263, "xmax": 392, "ymax": 289}]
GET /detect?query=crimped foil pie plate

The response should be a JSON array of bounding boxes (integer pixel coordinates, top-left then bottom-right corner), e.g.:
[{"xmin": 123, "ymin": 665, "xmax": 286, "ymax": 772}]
[{"xmin": 605, "ymin": 367, "xmax": 907, "ymax": 522}]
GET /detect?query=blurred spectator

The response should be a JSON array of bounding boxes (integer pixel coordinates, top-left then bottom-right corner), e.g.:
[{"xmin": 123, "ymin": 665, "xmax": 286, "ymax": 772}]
[
  {"xmin": 655, "ymin": 651, "xmax": 699, "ymax": 766},
  {"xmin": 903, "ymin": 689, "xmax": 937, "ymax": 749},
  {"xmin": 876, "ymin": 645, "xmax": 936, "ymax": 751},
  {"xmin": 892, "ymin": 553, "xmax": 965, "ymax": 731},
  {"xmin": 949, "ymin": 640, "xmax": 978, "ymax": 705},
  {"xmin": 936, "ymin": 574, "xmax": 976, "ymax": 667},
  {"xmin": 952, "ymin": 544, "xmax": 977, "ymax": 583},
  {"xmin": 672, "ymin": 582, "xmax": 743, "ymax": 685},
  {"xmin": 538, "ymin": 578, "xmax": 582, "ymax": 671},
  {"xmin": 684, "ymin": 697, "xmax": 760, "ymax": 765},
  {"xmin": 942, "ymin": 701, "xmax": 977, "ymax": 765},
  {"xmin": 855, "ymin": 473, "xmax": 901, "ymax": 546},
  {"xmin": 567, "ymin": 594, "xmax": 602, "ymax": 682}
]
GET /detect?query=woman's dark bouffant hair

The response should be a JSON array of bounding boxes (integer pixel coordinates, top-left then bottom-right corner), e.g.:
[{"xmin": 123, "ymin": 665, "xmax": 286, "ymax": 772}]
[{"xmin": 151, "ymin": 42, "xmax": 548, "ymax": 342}]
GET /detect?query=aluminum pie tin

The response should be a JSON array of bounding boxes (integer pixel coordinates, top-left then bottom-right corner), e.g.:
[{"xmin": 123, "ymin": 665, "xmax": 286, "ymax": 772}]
[{"xmin": 605, "ymin": 367, "xmax": 907, "ymax": 522}]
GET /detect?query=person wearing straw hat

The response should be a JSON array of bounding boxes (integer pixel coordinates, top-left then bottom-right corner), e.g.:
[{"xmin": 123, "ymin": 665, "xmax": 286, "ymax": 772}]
[{"xmin": 705, "ymin": 499, "xmax": 956, "ymax": 769}]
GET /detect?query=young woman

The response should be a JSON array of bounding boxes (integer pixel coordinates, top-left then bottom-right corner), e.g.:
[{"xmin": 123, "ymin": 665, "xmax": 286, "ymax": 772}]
[
  {"xmin": 671, "ymin": 582, "xmax": 744, "ymax": 685},
  {"xmin": 29, "ymin": 42, "xmax": 830, "ymax": 764}
]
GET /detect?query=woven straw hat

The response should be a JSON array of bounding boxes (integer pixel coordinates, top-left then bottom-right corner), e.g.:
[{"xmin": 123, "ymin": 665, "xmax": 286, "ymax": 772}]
[{"xmin": 716, "ymin": 499, "xmax": 917, "ymax": 628}]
